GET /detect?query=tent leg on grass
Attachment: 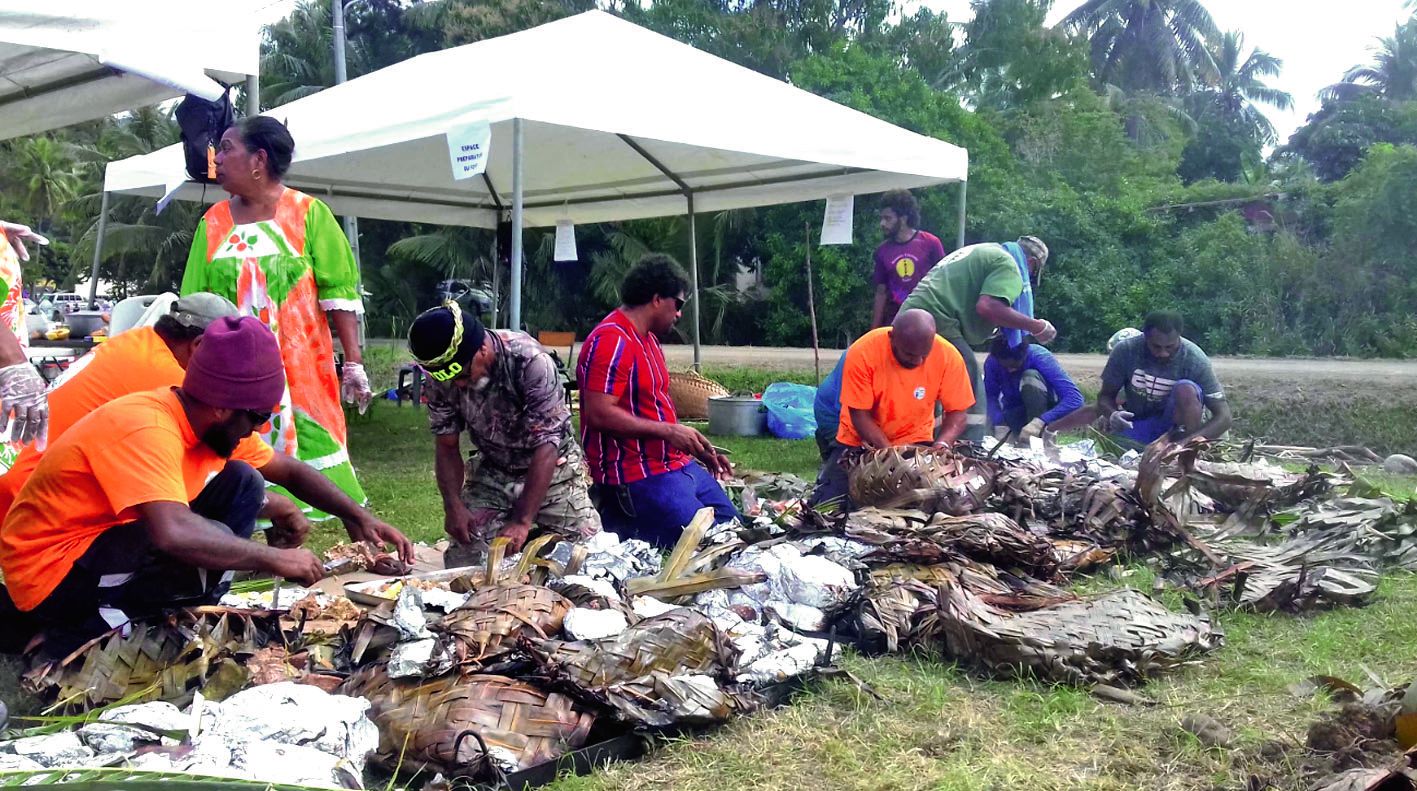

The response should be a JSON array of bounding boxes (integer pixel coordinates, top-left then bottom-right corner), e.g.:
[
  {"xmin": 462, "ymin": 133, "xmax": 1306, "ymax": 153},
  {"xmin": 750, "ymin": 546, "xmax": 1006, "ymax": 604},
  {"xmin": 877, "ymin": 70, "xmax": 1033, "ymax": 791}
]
[
  {"xmin": 956, "ymin": 180, "xmax": 967, "ymax": 249},
  {"xmin": 686, "ymin": 192, "xmax": 701, "ymax": 371},
  {"xmin": 86, "ymin": 190, "xmax": 111, "ymax": 309},
  {"xmin": 510, "ymin": 118, "xmax": 525, "ymax": 332}
]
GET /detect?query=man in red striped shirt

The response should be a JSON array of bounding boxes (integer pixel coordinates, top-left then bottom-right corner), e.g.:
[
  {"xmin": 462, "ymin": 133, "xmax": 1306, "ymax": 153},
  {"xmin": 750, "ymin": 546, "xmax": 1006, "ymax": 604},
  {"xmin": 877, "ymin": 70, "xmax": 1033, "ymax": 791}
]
[{"xmin": 577, "ymin": 255, "xmax": 737, "ymax": 547}]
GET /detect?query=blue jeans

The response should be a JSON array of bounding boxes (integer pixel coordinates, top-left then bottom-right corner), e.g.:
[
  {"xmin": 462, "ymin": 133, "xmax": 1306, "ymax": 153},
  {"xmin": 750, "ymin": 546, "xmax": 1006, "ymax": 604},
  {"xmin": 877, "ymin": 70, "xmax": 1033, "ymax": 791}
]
[
  {"xmin": 1119, "ymin": 379, "xmax": 1202, "ymax": 444},
  {"xmin": 595, "ymin": 462, "xmax": 739, "ymax": 549}
]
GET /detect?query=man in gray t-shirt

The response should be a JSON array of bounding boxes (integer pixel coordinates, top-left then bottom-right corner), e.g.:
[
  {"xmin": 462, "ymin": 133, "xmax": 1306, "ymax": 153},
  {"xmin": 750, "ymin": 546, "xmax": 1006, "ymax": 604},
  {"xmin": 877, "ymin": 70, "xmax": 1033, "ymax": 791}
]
[{"xmin": 1097, "ymin": 310, "xmax": 1232, "ymax": 444}]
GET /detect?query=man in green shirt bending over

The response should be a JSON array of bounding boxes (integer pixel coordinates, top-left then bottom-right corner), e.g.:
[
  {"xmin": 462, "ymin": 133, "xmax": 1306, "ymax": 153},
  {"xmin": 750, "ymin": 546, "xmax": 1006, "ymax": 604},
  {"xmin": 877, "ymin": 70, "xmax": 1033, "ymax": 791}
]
[{"xmin": 899, "ymin": 236, "xmax": 1056, "ymax": 441}]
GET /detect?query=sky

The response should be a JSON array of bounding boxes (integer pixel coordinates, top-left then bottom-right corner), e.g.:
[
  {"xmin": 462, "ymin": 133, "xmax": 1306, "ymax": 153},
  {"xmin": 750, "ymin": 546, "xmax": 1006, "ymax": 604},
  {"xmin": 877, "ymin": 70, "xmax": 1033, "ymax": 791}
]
[
  {"xmin": 253, "ymin": 0, "xmax": 1411, "ymax": 144},
  {"xmin": 915, "ymin": 0, "xmax": 1413, "ymax": 143}
]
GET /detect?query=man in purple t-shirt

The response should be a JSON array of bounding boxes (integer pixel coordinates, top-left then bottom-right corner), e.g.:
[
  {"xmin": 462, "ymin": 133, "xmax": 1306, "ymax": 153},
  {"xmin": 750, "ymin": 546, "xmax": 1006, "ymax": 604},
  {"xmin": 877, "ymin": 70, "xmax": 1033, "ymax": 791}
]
[{"xmin": 871, "ymin": 189, "xmax": 947, "ymax": 328}]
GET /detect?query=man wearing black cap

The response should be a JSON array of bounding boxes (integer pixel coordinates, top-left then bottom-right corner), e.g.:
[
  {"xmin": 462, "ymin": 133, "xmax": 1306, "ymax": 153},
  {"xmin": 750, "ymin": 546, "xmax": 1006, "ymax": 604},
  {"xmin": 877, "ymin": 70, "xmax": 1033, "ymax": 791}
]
[{"xmin": 409, "ymin": 302, "xmax": 599, "ymax": 566}]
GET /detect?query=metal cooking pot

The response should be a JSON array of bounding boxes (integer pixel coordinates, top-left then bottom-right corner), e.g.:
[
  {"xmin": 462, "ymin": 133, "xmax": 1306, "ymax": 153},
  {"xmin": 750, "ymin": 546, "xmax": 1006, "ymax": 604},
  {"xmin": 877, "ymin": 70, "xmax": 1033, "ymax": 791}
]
[
  {"xmin": 65, "ymin": 310, "xmax": 108, "ymax": 338},
  {"xmin": 707, "ymin": 395, "xmax": 767, "ymax": 437}
]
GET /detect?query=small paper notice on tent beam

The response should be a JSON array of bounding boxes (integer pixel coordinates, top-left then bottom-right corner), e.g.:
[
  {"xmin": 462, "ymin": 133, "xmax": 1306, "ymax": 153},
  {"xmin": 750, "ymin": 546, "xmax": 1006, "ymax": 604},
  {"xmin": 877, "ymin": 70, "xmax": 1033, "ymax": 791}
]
[
  {"xmin": 446, "ymin": 119, "xmax": 492, "ymax": 180},
  {"xmin": 820, "ymin": 194, "xmax": 853, "ymax": 245},
  {"xmin": 554, "ymin": 220, "xmax": 578, "ymax": 261}
]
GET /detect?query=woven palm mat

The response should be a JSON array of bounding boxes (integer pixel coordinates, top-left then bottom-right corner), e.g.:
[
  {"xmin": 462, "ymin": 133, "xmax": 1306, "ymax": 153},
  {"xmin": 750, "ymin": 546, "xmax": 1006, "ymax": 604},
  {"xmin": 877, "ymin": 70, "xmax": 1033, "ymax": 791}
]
[
  {"xmin": 23, "ymin": 607, "xmax": 280, "ymax": 710},
  {"xmin": 846, "ymin": 446, "xmax": 995, "ymax": 514},
  {"xmin": 932, "ymin": 574, "xmax": 1223, "ymax": 686},
  {"xmin": 434, "ymin": 583, "xmax": 571, "ymax": 666},
  {"xmin": 530, "ymin": 608, "xmax": 751, "ymax": 726},
  {"xmin": 342, "ymin": 666, "xmax": 595, "ymax": 778}
]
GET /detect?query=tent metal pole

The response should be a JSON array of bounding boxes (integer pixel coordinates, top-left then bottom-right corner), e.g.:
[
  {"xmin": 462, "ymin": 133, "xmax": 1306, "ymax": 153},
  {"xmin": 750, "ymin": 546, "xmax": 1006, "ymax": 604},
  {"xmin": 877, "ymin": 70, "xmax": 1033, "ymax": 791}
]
[
  {"xmin": 86, "ymin": 190, "xmax": 110, "ymax": 309},
  {"xmin": 686, "ymin": 192, "xmax": 701, "ymax": 370},
  {"xmin": 245, "ymin": 75, "xmax": 259, "ymax": 114},
  {"xmin": 332, "ymin": 0, "xmax": 363, "ymax": 346},
  {"xmin": 509, "ymin": 118, "xmax": 524, "ymax": 332},
  {"xmin": 956, "ymin": 180, "xmax": 967, "ymax": 249}
]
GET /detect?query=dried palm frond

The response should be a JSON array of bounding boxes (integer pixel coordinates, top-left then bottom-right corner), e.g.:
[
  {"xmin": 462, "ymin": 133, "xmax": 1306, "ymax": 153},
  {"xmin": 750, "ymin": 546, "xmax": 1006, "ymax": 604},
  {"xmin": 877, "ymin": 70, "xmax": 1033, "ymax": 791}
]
[
  {"xmin": 1188, "ymin": 459, "xmax": 1333, "ymax": 513},
  {"xmin": 342, "ymin": 666, "xmax": 594, "ymax": 778},
  {"xmin": 531, "ymin": 608, "xmax": 745, "ymax": 726},
  {"xmin": 856, "ymin": 561, "xmax": 1076, "ymax": 652},
  {"xmin": 847, "ymin": 446, "xmax": 995, "ymax": 515},
  {"xmin": 933, "ymin": 577, "xmax": 1223, "ymax": 686},
  {"xmin": 993, "ymin": 465, "xmax": 1144, "ymax": 548},
  {"xmin": 435, "ymin": 584, "xmax": 571, "ymax": 667},
  {"xmin": 843, "ymin": 508, "xmax": 1059, "ymax": 579},
  {"xmin": 23, "ymin": 608, "xmax": 279, "ymax": 710},
  {"xmin": 724, "ymin": 470, "xmax": 814, "ymax": 515},
  {"xmin": 1135, "ymin": 437, "xmax": 1227, "ymax": 568},
  {"xmin": 626, "ymin": 508, "xmax": 765, "ymax": 601}
]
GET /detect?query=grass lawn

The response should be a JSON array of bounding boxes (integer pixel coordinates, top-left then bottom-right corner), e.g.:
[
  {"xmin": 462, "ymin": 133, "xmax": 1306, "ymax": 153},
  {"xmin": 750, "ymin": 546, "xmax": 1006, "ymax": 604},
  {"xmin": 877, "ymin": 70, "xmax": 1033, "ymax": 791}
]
[{"xmin": 338, "ymin": 399, "xmax": 1417, "ymax": 791}]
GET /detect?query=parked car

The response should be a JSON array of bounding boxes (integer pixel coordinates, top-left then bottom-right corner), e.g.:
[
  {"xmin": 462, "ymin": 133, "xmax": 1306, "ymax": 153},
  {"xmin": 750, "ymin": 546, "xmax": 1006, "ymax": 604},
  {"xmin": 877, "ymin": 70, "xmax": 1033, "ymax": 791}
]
[{"xmin": 48, "ymin": 293, "xmax": 87, "ymax": 315}]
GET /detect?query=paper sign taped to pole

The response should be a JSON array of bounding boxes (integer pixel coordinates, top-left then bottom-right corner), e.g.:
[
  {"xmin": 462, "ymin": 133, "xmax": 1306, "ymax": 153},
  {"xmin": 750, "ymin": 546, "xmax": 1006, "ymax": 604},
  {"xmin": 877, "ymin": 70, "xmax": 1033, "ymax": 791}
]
[
  {"xmin": 446, "ymin": 119, "xmax": 492, "ymax": 180},
  {"xmin": 554, "ymin": 220, "xmax": 578, "ymax": 261},
  {"xmin": 820, "ymin": 194, "xmax": 853, "ymax": 245}
]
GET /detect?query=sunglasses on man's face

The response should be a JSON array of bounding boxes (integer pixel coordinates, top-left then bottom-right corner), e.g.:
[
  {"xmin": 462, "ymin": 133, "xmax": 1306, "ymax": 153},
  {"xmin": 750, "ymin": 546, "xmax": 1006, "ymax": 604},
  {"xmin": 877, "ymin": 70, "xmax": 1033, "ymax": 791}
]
[
  {"xmin": 672, "ymin": 296, "xmax": 686, "ymax": 311},
  {"xmin": 244, "ymin": 409, "xmax": 273, "ymax": 427}
]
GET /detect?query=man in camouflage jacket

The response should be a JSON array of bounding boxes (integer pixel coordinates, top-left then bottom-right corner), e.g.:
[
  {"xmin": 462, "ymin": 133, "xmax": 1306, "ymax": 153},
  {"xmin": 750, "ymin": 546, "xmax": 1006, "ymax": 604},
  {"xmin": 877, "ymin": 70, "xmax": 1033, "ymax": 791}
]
[{"xmin": 408, "ymin": 303, "xmax": 599, "ymax": 567}]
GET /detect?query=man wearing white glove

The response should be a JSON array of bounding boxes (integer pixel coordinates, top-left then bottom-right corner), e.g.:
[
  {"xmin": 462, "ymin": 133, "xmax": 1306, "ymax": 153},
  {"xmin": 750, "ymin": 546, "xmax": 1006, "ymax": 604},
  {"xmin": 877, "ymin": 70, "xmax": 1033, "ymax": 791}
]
[
  {"xmin": 1098, "ymin": 311, "xmax": 1232, "ymax": 445},
  {"xmin": 899, "ymin": 235, "xmax": 1055, "ymax": 441},
  {"xmin": 983, "ymin": 338, "xmax": 1085, "ymax": 444},
  {"xmin": 0, "ymin": 221, "xmax": 50, "ymax": 454}
]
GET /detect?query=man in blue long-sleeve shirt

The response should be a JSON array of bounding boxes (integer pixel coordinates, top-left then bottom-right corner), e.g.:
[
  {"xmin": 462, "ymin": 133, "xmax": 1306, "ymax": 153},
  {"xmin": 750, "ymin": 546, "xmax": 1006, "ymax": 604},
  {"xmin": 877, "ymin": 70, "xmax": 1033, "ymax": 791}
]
[{"xmin": 983, "ymin": 338, "xmax": 1084, "ymax": 442}]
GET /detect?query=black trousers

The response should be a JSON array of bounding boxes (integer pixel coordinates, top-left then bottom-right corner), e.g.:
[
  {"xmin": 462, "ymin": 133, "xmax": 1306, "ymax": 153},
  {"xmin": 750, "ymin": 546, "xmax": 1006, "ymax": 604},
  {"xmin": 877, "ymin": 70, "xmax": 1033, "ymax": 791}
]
[{"xmin": 0, "ymin": 461, "xmax": 266, "ymax": 657}]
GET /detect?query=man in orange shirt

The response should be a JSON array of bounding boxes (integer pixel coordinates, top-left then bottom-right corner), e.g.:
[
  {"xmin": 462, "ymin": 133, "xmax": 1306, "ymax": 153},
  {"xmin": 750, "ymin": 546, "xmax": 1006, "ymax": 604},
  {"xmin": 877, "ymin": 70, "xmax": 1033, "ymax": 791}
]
[
  {"xmin": 0, "ymin": 293, "xmax": 311, "ymax": 546},
  {"xmin": 0, "ymin": 317, "xmax": 413, "ymax": 657},
  {"xmin": 810, "ymin": 309, "xmax": 975, "ymax": 509}
]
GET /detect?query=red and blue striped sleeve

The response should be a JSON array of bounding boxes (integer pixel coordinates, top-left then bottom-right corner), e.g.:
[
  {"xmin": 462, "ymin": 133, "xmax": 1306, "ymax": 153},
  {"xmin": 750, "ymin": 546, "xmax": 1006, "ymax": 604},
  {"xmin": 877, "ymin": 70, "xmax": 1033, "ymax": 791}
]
[{"xmin": 578, "ymin": 326, "xmax": 633, "ymax": 399}]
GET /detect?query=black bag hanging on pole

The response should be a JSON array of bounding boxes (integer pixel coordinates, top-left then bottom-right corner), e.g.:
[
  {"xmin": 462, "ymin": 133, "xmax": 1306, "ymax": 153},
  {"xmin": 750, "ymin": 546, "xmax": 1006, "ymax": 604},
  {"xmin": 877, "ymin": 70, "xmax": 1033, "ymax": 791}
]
[{"xmin": 175, "ymin": 87, "xmax": 236, "ymax": 184}]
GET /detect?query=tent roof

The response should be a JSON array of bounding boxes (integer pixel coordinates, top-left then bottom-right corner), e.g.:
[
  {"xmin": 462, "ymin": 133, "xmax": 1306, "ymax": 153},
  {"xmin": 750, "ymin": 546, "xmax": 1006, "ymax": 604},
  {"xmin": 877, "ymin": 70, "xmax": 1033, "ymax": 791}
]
[
  {"xmin": 0, "ymin": 0, "xmax": 259, "ymax": 141},
  {"xmin": 104, "ymin": 10, "xmax": 967, "ymax": 228}
]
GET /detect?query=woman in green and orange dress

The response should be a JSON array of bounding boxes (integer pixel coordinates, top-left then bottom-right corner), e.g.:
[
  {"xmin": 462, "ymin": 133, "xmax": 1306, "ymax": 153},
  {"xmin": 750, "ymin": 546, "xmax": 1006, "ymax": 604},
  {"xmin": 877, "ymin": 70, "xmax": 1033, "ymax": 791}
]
[{"xmin": 183, "ymin": 117, "xmax": 373, "ymax": 515}]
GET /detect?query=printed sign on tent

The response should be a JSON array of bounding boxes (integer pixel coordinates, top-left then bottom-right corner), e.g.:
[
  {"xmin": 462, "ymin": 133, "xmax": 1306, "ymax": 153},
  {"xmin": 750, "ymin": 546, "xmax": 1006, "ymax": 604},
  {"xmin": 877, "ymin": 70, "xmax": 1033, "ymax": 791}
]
[
  {"xmin": 446, "ymin": 119, "xmax": 492, "ymax": 180},
  {"xmin": 554, "ymin": 220, "xmax": 578, "ymax": 261},
  {"xmin": 820, "ymin": 194, "xmax": 853, "ymax": 245}
]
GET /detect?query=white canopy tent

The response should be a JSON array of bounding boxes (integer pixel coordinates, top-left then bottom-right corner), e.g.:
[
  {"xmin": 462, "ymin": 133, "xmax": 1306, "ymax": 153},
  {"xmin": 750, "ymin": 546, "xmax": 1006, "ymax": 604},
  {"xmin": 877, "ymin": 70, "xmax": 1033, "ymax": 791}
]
[
  {"xmin": 0, "ymin": 1, "xmax": 260, "ymax": 141},
  {"xmin": 103, "ymin": 10, "xmax": 969, "ymax": 364}
]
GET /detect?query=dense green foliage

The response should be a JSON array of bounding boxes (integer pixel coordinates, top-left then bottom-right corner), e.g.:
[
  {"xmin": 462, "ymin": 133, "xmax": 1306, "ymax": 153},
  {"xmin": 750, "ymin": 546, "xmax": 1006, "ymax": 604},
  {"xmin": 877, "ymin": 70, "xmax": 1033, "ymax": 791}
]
[{"xmin": 7, "ymin": 0, "xmax": 1417, "ymax": 357}]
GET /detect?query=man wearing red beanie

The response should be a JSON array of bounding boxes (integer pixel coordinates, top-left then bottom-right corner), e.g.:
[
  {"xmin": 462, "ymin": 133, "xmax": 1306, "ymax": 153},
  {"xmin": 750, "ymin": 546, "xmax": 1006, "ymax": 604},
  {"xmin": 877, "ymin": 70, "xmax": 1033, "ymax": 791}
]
[{"xmin": 0, "ymin": 316, "xmax": 413, "ymax": 657}]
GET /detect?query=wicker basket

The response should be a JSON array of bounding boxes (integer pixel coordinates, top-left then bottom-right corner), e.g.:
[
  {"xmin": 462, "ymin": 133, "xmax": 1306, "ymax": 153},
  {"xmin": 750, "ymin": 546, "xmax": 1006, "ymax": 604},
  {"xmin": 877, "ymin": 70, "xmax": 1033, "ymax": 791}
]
[{"xmin": 667, "ymin": 370, "xmax": 729, "ymax": 420}]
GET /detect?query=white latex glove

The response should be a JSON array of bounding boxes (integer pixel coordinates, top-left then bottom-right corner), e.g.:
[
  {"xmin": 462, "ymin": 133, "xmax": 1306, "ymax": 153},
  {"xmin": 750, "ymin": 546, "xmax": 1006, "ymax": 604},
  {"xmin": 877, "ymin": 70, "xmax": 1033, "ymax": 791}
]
[
  {"xmin": 340, "ymin": 361, "xmax": 373, "ymax": 415},
  {"xmin": 0, "ymin": 363, "xmax": 48, "ymax": 448},
  {"xmin": 991, "ymin": 424, "xmax": 1010, "ymax": 440},
  {"xmin": 1032, "ymin": 319, "xmax": 1058, "ymax": 345},
  {"xmin": 0, "ymin": 222, "xmax": 49, "ymax": 262},
  {"xmin": 1108, "ymin": 410, "xmax": 1135, "ymax": 433},
  {"xmin": 1019, "ymin": 417, "xmax": 1046, "ymax": 442}
]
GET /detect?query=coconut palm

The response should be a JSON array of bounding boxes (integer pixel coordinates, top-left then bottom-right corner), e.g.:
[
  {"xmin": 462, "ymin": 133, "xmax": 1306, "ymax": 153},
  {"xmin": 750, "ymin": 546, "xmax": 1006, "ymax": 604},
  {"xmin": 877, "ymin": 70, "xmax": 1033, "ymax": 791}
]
[
  {"xmin": 1060, "ymin": 0, "xmax": 1219, "ymax": 95},
  {"xmin": 1188, "ymin": 31, "xmax": 1292, "ymax": 145},
  {"xmin": 1321, "ymin": 18, "xmax": 1417, "ymax": 102}
]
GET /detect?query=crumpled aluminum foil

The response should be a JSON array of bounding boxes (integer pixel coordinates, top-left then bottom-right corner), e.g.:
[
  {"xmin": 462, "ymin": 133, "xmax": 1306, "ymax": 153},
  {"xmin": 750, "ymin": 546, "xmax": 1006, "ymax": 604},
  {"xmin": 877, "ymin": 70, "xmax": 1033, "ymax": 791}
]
[
  {"xmin": 77, "ymin": 701, "xmax": 187, "ymax": 754},
  {"xmin": 563, "ymin": 608, "xmax": 629, "ymax": 640},
  {"xmin": 391, "ymin": 586, "xmax": 432, "ymax": 640},
  {"xmin": 9, "ymin": 731, "xmax": 94, "ymax": 767},
  {"xmin": 549, "ymin": 531, "xmax": 662, "ymax": 583},
  {"xmin": 388, "ymin": 638, "xmax": 456, "ymax": 679}
]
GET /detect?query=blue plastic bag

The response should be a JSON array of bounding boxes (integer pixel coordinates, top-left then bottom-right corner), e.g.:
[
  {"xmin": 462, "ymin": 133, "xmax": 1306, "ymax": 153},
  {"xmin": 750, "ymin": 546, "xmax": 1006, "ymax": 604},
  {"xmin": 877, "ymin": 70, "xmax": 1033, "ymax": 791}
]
[{"xmin": 762, "ymin": 382, "xmax": 817, "ymax": 439}]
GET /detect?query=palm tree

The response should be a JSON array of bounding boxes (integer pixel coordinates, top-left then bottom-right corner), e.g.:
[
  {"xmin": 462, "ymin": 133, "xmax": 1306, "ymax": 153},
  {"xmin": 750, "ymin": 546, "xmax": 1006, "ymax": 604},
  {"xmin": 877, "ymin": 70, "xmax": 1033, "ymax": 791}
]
[
  {"xmin": 1060, "ymin": 0, "xmax": 1220, "ymax": 95},
  {"xmin": 1189, "ymin": 31, "xmax": 1292, "ymax": 145},
  {"xmin": 1321, "ymin": 19, "xmax": 1417, "ymax": 102}
]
